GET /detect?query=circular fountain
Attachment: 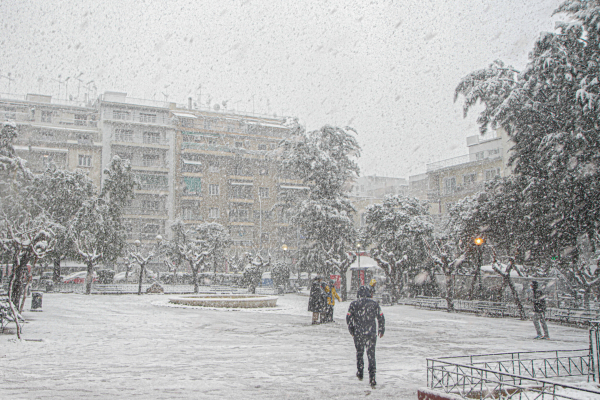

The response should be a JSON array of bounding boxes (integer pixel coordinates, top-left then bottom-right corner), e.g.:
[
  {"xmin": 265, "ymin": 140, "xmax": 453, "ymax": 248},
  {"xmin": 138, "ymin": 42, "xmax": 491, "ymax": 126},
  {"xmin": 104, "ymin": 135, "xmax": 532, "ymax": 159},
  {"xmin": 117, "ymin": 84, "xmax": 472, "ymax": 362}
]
[{"xmin": 169, "ymin": 293, "xmax": 278, "ymax": 308}]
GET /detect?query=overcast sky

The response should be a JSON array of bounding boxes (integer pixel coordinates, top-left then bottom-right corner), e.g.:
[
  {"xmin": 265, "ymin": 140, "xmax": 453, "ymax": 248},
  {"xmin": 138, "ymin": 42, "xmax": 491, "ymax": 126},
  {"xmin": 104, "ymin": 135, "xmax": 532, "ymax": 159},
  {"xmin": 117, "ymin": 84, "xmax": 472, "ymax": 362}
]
[{"xmin": 0, "ymin": 0, "xmax": 564, "ymax": 177}]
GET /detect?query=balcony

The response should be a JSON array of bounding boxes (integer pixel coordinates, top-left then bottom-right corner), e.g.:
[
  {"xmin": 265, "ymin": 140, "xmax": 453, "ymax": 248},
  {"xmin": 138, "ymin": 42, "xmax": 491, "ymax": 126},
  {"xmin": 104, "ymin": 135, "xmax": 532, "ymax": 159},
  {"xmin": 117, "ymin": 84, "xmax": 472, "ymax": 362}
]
[
  {"xmin": 123, "ymin": 207, "xmax": 168, "ymax": 216},
  {"xmin": 428, "ymin": 181, "xmax": 484, "ymax": 201}
]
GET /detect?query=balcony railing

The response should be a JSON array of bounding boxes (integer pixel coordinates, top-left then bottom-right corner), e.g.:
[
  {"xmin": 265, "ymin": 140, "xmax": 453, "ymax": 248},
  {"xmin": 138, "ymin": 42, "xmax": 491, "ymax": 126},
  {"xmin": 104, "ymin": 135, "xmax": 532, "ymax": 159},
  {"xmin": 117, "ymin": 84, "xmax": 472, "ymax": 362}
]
[
  {"xmin": 428, "ymin": 182, "xmax": 484, "ymax": 201},
  {"xmin": 123, "ymin": 207, "xmax": 167, "ymax": 216}
]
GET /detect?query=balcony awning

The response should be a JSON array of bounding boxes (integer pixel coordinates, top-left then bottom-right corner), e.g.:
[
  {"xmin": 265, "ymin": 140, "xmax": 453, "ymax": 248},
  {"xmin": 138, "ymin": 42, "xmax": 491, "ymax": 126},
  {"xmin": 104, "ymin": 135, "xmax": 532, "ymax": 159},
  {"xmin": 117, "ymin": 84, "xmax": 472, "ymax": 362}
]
[
  {"xmin": 230, "ymin": 181, "xmax": 253, "ymax": 186},
  {"xmin": 280, "ymin": 185, "xmax": 309, "ymax": 190},
  {"xmin": 30, "ymin": 146, "xmax": 68, "ymax": 153},
  {"xmin": 172, "ymin": 112, "xmax": 198, "ymax": 119},
  {"xmin": 182, "ymin": 159, "xmax": 202, "ymax": 166}
]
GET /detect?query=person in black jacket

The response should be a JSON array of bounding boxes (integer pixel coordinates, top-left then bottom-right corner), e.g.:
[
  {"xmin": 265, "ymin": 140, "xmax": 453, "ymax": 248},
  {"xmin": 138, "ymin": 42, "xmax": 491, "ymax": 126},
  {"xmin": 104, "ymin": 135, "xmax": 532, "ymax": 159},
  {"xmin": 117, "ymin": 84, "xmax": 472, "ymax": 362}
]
[
  {"xmin": 530, "ymin": 280, "xmax": 549, "ymax": 339},
  {"xmin": 308, "ymin": 276, "xmax": 325, "ymax": 324},
  {"xmin": 346, "ymin": 285, "xmax": 385, "ymax": 387}
]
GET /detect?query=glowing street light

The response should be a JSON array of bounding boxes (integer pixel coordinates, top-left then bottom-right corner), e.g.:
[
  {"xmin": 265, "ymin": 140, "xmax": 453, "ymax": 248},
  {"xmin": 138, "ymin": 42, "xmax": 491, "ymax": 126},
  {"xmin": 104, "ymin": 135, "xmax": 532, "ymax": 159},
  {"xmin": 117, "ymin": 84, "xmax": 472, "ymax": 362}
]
[{"xmin": 474, "ymin": 237, "xmax": 485, "ymax": 246}]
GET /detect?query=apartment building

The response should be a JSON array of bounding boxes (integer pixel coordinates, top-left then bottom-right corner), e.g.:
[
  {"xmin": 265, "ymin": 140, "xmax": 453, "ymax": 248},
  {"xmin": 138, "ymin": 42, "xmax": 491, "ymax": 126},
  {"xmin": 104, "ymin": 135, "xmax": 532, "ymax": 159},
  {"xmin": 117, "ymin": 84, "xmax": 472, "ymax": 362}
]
[
  {"xmin": 171, "ymin": 104, "xmax": 302, "ymax": 259},
  {"xmin": 96, "ymin": 92, "xmax": 176, "ymax": 243},
  {"xmin": 426, "ymin": 129, "xmax": 511, "ymax": 216},
  {"xmin": 0, "ymin": 93, "xmax": 102, "ymax": 187},
  {"xmin": 348, "ymin": 175, "xmax": 409, "ymax": 228}
]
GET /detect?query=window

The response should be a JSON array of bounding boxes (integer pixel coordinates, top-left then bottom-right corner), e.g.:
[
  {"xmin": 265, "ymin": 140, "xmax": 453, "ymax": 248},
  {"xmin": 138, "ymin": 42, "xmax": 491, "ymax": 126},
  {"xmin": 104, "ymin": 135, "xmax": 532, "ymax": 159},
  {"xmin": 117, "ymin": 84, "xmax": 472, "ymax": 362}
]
[
  {"xmin": 40, "ymin": 130, "xmax": 55, "ymax": 141},
  {"xmin": 115, "ymin": 129, "xmax": 133, "ymax": 142},
  {"xmin": 142, "ymin": 154, "xmax": 160, "ymax": 167},
  {"xmin": 209, "ymin": 184, "xmax": 219, "ymax": 196},
  {"xmin": 254, "ymin": 210, "xmax": 271, "ymax": 221},
  {"xmin": 488, "ymin": 148, "xmax": 500, "ymax": 156},
  {"xmin": 182, "ymin": 157, "xmax": 202, "ymax": 173},
  {"xmin": 204, "ymin": 119, "xmax": 212, "ymax": 130},
  {"xmin": 183, "ymin": 177, "xmax": 202, "ymax": 195},
  {"xmin": 74, "ymin": 114, "xmax": 87, "ymax": 126},
  {"xmin": 4, "ymin": 107, "xmax": 16, "ymax": 119},
  {"xmin": 137, "ymin": 173, "xmax": 168, "ymax": 190},
  {"xmin": 142, "ymin": 200, "xmax": 160, "ymax": 210},
  {"xmin": 209, "ymin": 208, "xmax": 219, "ymax": 219},
  {"xmin": 485, "ymin": 168, "xmax": 501, "ymax": 181},
  {"xmin": 142, "ymin": 224, "xmax": 160, "ymax": 234},
  {"xmin": 115, "ymin": 152, "xmax": 133, "ymax": 162},
  {"xmin": 443, "ymin": 177, "xmax": 456, "ymax": 195},
  {"xmin": 78, "ymin": 155, "xmax": 92, "ymax": 167},
  {"xmin": 259, "ymin": 187, "xmax": 269, "ymax": 198},
  {"xmin": 209, "ymin": 161, "xmax": 219, "ymax": 172},
  {"xmin": 181, "ymin": 118, "xmax": 194, "ymax": 128},
  {"xmin": 259, "ymin": 165, "xmax": 269, "ymax": 175},
  {"xmin": 139, "ymin": 113, "xmax": 157, "ymax": 123},
  {"xmin": 231, "ymin": 184, "xmax": 253, "ymax": 199},
  {"xmin": 463, "ymin": 173, "xmax": 476, "ymax": 185},
  {"xmin": 41, "ymin": 111, "xmax": 52, "ymax": 122},
  {"xmin": 113, "ymin": 110, "xmax": 131, "ymax": 120},
  {"xmin": 143, "ymin": 131, "xmax": 161, "ymax": 144},
  {"xmin": 229, "ymin": 208, "xmax": 251, "ymax": 222},
  {"xmin": 77, "ymin": 134, "xmax": 92, "ymax": 145},
  {"xmin": 235, "ymin": 141, "xmax": 243, "ymax": 148},
  {"xmin": 182, "ymin": 207, "xmax": 200, "ymax": 221},
  {"xmin": 233, "ymin": 164, "xmax": 252, "ymax": 176},
  {"xmin": 258, "ymin": 144, "xmax": 267, "ymax": 151},
  {"xmin": 475, "ymin": 151, "xmax": 484, "ymax": 161},
  {"xmin": 226, "ymin": 123, "xmax": 234, "ymax": 132}
]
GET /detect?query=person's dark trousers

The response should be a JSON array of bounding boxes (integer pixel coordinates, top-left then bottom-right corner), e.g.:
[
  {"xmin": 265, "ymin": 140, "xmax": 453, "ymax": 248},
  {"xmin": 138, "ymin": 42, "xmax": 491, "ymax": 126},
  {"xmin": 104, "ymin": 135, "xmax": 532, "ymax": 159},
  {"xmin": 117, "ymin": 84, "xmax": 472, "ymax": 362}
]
[
  {"xmin": 327, "ymin": 305, "xmax": 334, "ymax": 322},
  {"xmin": 354, "ymin": 334, "xmax": 377, "ymax": 379}
]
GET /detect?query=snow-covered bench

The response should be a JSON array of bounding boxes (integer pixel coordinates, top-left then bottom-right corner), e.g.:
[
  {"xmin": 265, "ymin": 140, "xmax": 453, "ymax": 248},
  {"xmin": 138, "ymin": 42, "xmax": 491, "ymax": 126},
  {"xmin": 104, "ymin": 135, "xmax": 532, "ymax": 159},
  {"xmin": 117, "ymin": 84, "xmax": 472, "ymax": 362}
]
[{"xmin": 0, "ymin": 297, "xmax": 24, "ymax": 333}]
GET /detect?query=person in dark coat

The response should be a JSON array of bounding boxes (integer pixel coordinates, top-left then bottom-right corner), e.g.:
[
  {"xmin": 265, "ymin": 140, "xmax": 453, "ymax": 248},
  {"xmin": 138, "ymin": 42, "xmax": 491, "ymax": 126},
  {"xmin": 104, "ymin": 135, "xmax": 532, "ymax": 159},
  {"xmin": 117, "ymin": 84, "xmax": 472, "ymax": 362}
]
[
  {"xmin": 530, "ymin": 280, "xmax": 549, "ymax": 339},
  {"xmin": 346, "ymin": 285, "xmax": 385, "ymax": 387},
  {"xmin": 308, "ymin": 276, "xmax": 325, "ymax": 324}
]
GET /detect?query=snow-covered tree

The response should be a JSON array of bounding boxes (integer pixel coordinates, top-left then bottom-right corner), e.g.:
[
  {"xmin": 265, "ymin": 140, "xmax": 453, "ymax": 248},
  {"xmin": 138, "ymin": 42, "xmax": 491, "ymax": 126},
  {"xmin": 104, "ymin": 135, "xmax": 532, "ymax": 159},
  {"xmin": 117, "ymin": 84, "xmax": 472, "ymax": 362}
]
[
  {"xmin": 194, "ymin": 222, "xmax": 231, "ymax": 274},
  {"xmin": 242, "ymin": 253, "xmax": 270, "ymax": 294},
  {"xmin": 424, "ymin": 235, "xmax": 468, "ymax": 312},
  {"xmin": 128, "ymin": 238, "xmax": 161, "ymax": 295},
  {"xmin": 280, "ymin": 124, "xmax": 360, "ymax": 296},
  {"xmin": 0, "ymin": 214, "xmax": 55, "ymax": 311},
  {"xmin": 26, "ymin": 165, "xmax": 97, "ymax": 283},
  {"xmin": 271, "ymin": 262, "xmax": 291, "ymax": 291},
  {"xmin": 455, "ymin": 0, "xmax": 600, "ymax": 296},
  {"xmin": 364, "ymin": 195, "xmax": 434, "ymax": 302}
]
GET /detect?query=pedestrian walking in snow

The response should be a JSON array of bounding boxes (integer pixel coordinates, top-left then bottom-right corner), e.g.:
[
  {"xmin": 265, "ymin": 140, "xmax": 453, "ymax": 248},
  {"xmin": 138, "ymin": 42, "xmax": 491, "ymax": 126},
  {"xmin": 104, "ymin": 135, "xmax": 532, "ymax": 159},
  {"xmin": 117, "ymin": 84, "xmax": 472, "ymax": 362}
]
[
  {"xmin": 368, "ymin": 278, "xmax": 377, "ymax": 298},
  {"xmin": 346, "ymin": 285, "xmax": 385, "ymax": 387},
  {"xmin": 530, "ymin": 280, "xmax": 549, "ymax": 339},
  {"xmin": 308, "ymin": 276, "xmax": 325, "ymax": 324},
  {"xmin": 324, "ymin": 279, "xmax": 341, "ymax": 322},
  {"xmin": 320, "ymin": 281, "xmax": 330, "ymax": 323}
]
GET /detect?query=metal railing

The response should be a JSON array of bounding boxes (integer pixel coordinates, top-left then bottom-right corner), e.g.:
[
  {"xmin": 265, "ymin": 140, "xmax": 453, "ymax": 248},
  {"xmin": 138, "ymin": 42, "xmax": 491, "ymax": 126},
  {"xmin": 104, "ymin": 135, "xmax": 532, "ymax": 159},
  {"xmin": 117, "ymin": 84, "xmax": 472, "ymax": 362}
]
[{"xmin": 427, "ymin": 349, "xmax": 599, "ymax": 399}]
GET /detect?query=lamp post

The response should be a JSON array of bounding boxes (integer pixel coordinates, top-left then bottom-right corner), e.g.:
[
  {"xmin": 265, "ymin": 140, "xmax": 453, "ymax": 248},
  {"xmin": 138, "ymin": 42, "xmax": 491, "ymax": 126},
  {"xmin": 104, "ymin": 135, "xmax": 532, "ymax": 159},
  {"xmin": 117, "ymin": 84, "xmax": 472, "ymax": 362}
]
[
  {"xmin": 356, "ymin": 243, "xmax": 363, "ymax": 287},
  {"xmin": 474, "ymin": 237, "xmax": 485, "ymax": 299}
]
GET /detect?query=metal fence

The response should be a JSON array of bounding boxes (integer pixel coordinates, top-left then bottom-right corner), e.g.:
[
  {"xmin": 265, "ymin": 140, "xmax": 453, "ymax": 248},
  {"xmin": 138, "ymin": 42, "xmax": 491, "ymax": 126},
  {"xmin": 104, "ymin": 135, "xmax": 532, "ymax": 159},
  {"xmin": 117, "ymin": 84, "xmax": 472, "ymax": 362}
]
[{"xmin": 427, "ymin": 349, "xmax": 600, "ymax": 399}]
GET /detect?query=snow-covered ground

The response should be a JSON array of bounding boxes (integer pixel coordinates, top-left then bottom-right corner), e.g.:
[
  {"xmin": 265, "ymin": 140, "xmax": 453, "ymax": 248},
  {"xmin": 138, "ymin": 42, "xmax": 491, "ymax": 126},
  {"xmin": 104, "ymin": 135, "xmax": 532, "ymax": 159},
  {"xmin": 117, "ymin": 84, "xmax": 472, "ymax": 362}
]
[{"xmin": 0, "ymin": 293, "xmax": 593, "ymax": 399}]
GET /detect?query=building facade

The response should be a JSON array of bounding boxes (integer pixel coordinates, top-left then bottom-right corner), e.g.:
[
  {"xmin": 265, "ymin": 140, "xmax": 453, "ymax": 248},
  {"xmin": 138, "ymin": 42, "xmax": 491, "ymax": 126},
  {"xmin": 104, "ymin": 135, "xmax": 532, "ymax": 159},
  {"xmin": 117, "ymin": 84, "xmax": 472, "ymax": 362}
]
[
  {"xmin": 0, "ymin": 93, "xmax": 103, "ymax": 188},
  {"xmin": 96, "ymin": 92, "xmax": 176, "ymax": 244}
]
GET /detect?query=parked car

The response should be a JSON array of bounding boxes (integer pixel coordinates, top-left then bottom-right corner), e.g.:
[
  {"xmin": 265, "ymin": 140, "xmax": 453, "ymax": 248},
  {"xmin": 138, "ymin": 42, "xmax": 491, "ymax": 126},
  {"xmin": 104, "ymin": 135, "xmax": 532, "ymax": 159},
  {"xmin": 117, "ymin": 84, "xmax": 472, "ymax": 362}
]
[
  {"xmin": 114, "ymin": 271, "xmax": 137, "ymax": 283},
  {"xmin": 62, "ymin": 271, "xmax": 97, "ymax": 284}
]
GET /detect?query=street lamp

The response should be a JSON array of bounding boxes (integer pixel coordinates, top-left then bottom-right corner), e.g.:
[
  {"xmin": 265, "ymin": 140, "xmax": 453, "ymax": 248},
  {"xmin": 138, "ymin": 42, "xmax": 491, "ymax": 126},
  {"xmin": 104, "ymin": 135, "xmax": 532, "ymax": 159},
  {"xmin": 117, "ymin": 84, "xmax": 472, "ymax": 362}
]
[{"xmin": 474, "ymin": 237, "xmax": 485, "ymax": 299}]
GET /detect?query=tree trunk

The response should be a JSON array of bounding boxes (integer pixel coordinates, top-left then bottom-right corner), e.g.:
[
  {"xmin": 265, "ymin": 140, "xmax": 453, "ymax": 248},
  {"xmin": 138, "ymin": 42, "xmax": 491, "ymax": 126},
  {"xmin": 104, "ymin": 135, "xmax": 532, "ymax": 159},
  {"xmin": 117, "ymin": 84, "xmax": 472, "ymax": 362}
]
[
  {"xmin": 444, "ymin": 272, "xmax": 455, "ymax": 312},
  {"xmin": 468, "ymin": 264, "xmax": 481, "ymax": 301},
  {"xmin": 192, "ymin": 267, "xmax": 199, "ymax": 294},
  {"xmin": 505, "ymin": 275, "xmax": 526, "ymax": 320},
  {"xmin": 85, "ymin": 261, "xmax": 94, "ymax": 295},
  {"xmin": 53, "ymin": 258, "xmax": 62, "ymax": 284},
  {"xmin": 10, "ymin": 255, "xmax": 30, "ymax": 307},
  {"xmin": 137, "ymin": 264, "xmax": 145, "ymax": 295}
]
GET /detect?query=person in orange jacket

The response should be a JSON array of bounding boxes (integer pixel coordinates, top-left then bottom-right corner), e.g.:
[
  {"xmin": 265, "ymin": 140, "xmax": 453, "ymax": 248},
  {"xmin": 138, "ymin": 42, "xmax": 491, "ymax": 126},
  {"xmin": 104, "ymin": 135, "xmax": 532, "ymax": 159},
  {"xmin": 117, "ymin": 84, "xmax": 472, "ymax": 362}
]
[{"xmin": 324, "ymin": 280, "xmax": 341, "ymax": 322}]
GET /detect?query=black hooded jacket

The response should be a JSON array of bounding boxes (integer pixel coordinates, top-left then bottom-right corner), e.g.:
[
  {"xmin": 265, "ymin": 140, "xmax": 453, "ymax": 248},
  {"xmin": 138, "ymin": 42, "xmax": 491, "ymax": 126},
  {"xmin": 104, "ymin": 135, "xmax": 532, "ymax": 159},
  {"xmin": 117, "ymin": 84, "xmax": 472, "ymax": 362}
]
[{"xmin": 346, "ymin": 286, "xmax": 385, "ymax": 337}]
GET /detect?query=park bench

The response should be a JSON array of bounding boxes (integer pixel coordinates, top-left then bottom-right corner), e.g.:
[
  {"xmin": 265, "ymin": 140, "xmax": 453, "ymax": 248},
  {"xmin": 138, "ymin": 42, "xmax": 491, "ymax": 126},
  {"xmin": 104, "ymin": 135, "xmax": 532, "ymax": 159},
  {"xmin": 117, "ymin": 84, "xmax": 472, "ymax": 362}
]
[
  {"xmin": 414, "ymin": 297, "xmax": 444, "ymax": 310},
  {"xmin": 475, "ymin": 301, "xmax": 509, "ymax": 318},
  {"xmin": 0, "ymin": 297, "xmax": 23, "ymax": 333},
  {"xmin": 551, "ymin": 308, "xmax": 600, "ymax": 326}
]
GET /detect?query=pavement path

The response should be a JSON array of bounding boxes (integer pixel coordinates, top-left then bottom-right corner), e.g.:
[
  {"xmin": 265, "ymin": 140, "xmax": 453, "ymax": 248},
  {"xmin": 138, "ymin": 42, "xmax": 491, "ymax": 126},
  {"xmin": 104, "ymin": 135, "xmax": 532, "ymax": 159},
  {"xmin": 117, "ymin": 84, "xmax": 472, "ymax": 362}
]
[{"xmin": 0, "ymin": 293, "xmax": 591, "ymax": 399}]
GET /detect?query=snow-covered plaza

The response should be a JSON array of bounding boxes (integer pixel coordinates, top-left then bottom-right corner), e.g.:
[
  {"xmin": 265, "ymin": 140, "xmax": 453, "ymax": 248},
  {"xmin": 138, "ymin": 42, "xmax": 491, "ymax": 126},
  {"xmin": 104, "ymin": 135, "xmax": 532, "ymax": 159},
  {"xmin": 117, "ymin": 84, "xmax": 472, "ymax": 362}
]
[{"xmin": 0, "ymin": 292, "xmax": 592, "ymax": 399}]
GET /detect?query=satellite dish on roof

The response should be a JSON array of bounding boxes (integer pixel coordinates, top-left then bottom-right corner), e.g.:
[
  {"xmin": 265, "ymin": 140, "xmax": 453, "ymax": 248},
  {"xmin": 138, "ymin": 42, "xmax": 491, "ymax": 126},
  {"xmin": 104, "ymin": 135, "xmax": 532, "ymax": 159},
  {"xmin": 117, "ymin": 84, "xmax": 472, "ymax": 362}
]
[{"xmin": 213, "ymin": 104, "xmax": 220, "ymax": 111}]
